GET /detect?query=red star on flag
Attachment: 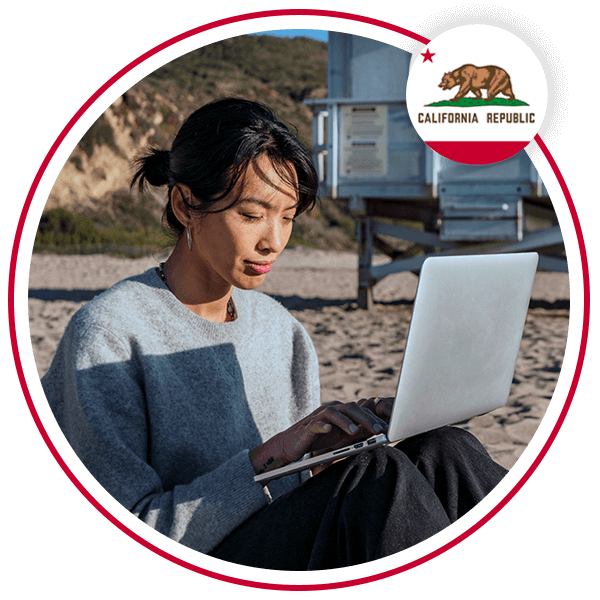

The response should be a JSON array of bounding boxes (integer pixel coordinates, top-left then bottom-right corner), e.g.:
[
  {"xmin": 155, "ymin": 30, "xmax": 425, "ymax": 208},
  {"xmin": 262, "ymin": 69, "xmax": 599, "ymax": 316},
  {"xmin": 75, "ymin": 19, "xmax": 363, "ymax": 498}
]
[{"xmin": 421, "ymin": 48, "xmax": 435, "ymax": 63}]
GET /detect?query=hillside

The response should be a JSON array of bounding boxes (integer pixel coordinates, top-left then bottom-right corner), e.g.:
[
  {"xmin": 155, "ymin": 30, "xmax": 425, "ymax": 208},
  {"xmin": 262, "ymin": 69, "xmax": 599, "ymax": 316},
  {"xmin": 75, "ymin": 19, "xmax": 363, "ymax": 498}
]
[{"xmin": 41, "ymin": 34, "xmax": 357, "ymax": 253}]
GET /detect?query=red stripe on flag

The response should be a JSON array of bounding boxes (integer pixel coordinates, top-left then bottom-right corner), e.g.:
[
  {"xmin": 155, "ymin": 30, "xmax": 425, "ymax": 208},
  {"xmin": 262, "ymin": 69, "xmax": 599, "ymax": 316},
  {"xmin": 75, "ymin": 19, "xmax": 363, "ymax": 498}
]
[{"xmin": 426, "ymin": 141, "xmax": 530, "ymax": 164}]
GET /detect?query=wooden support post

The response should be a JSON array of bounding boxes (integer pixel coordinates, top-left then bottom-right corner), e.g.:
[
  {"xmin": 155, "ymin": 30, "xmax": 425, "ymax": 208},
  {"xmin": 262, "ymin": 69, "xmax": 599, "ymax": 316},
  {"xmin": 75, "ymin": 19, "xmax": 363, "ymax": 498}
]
[{"xmin": 357, "ymin": 216, "xmax": 374, "ymax": 310}]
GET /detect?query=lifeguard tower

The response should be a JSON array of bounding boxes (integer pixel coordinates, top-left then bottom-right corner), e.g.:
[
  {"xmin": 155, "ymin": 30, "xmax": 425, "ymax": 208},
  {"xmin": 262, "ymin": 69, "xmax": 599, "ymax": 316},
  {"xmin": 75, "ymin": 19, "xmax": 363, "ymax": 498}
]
[{"xmin": 305, "ymin": 33, "xmax": 565, "ymax": 308}]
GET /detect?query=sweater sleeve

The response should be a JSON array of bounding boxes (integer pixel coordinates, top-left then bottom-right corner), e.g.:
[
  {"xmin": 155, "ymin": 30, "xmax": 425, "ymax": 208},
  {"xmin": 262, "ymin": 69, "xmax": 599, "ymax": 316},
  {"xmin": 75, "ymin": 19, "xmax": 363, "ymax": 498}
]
[{"xmin": 42, "ymin": 314, "xmax": 269, "ymax": 554}]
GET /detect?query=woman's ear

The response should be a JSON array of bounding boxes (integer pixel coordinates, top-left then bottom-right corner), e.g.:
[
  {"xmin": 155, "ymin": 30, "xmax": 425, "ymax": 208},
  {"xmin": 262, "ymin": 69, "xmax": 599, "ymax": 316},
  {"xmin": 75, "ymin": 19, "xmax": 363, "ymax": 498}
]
[{"xmin": 170, "ymin": 184, "xmax": 193, "ymax": 227}]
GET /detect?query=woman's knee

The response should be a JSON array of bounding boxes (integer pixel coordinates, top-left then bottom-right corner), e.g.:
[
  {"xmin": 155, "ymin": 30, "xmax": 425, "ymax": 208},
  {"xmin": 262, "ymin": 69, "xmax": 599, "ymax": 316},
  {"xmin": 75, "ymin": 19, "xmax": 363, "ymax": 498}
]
[
  {"xmin": 352, "ymin": 444, "xmax": 417, "ymax": 478},
  {"xmin": 398, "ymin": 426, "xmax": 484, "ymax": 459},
  {"xmin": 345, "ymin": 432, "xmax": 475, "ymax": 479},
  {"xmin": 319, "ymin": 445, "xmax": 425, "ymax": 501},
  {"xmin": 417, "ymin": 425, "xmax": 472, "ymax": 445},
  {"xmin": 396, "ymin": 427, "xmax": 485, "ymax": 465}
]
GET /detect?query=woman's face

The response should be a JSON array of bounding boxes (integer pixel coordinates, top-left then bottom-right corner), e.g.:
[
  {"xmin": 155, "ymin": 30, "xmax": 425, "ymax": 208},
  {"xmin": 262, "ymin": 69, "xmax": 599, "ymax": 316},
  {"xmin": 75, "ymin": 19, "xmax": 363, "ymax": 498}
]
[{"xmin": 189, "ymin": 155, "xmax": 299, "ymax": 291}]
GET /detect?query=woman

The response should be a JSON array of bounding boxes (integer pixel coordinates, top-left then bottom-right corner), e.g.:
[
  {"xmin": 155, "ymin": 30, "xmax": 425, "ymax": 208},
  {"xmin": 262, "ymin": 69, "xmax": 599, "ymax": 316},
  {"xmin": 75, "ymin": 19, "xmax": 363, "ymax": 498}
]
[{"xmin": 42, "ymin": 98, "xmax": 507, "ymax": 570}]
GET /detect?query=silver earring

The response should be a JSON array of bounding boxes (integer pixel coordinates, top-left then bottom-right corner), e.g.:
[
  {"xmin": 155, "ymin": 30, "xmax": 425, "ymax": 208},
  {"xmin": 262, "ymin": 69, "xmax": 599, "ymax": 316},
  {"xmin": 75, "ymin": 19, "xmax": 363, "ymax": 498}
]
[{"xmin": 186, "ymin": 226, "xmax": 193, "ymax": 251}]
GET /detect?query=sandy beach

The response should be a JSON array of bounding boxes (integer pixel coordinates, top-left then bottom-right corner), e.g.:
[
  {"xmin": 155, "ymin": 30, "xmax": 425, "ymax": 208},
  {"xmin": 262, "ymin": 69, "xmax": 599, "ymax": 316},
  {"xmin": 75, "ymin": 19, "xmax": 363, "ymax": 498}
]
[{"xmin": 28, "ymin": 247, "xmax": 569, "ymax": 469}]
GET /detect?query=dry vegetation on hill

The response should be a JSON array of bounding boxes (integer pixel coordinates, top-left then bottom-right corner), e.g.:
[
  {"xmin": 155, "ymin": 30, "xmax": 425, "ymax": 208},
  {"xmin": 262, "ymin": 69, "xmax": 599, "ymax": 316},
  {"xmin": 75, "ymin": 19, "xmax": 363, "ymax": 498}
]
[{"xmin": 38, "ymin": 34, "xmax": 357, "ymax": 255}]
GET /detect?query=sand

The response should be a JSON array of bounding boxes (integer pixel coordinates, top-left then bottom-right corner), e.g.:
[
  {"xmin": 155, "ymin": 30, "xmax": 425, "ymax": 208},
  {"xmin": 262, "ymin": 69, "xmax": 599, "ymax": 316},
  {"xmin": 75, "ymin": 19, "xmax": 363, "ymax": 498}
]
[{"xmin": 28, "ymin": 247, "xmax": 569, "ymax": 469}]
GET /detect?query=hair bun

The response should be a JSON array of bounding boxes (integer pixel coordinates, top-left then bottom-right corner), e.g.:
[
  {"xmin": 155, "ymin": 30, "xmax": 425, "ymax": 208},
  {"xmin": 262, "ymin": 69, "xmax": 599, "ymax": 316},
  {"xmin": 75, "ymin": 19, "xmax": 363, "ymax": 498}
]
[
  {"xmin": 131, "ymin": 148, "xmax": 171, "ymax": 191},
  {"xmin": 143, "ymin": 149, "xmax": 171, "ymax": 187}
]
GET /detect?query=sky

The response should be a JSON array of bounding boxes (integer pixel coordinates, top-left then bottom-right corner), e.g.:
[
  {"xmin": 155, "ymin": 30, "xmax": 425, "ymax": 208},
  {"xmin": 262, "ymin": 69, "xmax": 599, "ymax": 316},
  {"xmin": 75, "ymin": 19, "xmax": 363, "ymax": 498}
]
[{"xmin": 252, "ymin": 29, "xmax": 328, "ymax": 42}]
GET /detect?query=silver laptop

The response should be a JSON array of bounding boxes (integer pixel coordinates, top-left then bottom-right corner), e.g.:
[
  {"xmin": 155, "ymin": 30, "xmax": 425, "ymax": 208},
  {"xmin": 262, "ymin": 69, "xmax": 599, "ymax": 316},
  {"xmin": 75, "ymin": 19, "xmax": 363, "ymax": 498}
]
[{"xmin": 255, "ymin": 252, "xmax": 539, "ymax": 484}]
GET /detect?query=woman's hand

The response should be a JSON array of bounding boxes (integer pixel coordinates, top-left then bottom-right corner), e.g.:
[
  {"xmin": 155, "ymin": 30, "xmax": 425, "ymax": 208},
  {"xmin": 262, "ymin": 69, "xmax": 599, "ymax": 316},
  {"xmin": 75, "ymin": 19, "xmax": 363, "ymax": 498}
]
[
  {"xmin": 249, "ymin": 399, "xmax": 392, "ymax": 477},
  {"xmin": 357, "ymin": 396, "xmax": 394, "ymax": 423}
]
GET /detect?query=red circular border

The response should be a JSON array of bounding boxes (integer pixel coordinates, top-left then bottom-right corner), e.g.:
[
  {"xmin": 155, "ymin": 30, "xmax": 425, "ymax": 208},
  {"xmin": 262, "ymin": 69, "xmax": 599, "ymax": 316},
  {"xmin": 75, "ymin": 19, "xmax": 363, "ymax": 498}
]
[{"xmin": 8, "ymin": 9, "xmax": 590, "ymax": 591}]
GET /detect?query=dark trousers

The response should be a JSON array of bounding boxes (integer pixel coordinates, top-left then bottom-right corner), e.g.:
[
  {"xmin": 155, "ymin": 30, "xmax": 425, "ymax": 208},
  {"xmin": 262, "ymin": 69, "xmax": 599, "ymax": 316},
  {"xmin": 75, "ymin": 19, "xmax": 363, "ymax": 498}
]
[{"xmin": 209, "ymin": 427, "xmax": 507, "ymax": 570}]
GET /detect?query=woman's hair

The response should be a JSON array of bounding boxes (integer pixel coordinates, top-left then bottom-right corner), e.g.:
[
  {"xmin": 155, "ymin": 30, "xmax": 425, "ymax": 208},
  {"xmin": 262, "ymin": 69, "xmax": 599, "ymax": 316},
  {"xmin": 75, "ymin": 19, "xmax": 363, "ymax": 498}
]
[{"xmin": 131, "ymin": 97, "xmax": 318, "ymax": 236}]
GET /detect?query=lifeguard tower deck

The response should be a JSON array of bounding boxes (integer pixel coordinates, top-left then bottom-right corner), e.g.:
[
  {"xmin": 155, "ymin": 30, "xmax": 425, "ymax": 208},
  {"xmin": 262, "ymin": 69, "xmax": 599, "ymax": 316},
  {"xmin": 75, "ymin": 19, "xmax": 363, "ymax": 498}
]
[{"xmin": 305, "ymin": 33, "xmax": 565, "ymax": 309}]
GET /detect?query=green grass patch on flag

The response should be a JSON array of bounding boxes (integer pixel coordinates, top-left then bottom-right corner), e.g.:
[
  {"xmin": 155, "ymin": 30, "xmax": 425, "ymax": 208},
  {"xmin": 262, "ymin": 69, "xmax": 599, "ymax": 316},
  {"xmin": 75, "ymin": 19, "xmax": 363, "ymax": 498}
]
[{"xmin": 426, "ymin": 98, "xmax": 529, "ymax": 108}]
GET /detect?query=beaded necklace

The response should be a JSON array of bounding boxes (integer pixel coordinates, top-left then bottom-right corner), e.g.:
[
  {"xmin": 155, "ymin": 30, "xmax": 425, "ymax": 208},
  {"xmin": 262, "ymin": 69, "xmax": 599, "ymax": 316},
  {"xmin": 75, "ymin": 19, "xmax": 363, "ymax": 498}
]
[{"xmin": 156, "ymin": 262, "xmax": 236, "ymax": 322}]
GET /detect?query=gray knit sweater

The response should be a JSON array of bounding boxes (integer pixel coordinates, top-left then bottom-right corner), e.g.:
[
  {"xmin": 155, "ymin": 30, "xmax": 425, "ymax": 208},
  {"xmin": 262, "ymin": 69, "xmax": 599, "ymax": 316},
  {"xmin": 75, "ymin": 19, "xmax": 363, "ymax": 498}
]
[{"xmin": 42, "ymin": 267, "xmax": 321, "ymax": 553}]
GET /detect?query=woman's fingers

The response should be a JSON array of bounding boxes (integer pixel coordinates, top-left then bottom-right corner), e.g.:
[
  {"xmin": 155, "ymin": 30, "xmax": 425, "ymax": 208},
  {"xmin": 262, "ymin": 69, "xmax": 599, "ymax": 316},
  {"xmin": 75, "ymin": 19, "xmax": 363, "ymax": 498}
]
[
  {"xmin": 252, "ymin": 398, "xmax": 391, "ymax": 472},
  {"xmin": 306, "ymin": 421, "xmax": 332, "ymax": 434},
  {"xmin": 339, "ymin": 401, "xmax": 388, "ymax": 434},
  {"xmin": 315, "ymin": 401, "xmax": 388, "ymax": 437},
  {"xmin": 376, "ymin": 397, "xmax": 394, "ymax": 420},
  {"xmin": 358, "ymin": 396, "xmax": 394, "ymax": 421}
]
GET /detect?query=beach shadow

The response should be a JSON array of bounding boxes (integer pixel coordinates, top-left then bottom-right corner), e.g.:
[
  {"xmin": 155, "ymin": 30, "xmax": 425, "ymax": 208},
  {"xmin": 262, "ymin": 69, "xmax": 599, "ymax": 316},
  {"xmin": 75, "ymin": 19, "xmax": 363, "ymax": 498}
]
[
  {"xmin": 269, "ymin": 294, "xmax": 355, "ymax": 311},
  {"xmin": 528, "ymin": 299, "xmax": 570, "ymax": 311},
  {"xmin": 29, "ymin": 288, "xmax": 108, "ymax": 302},
  {"xmin": 270, "ymin": 294, "xmax": 415, "ymax": 311}
]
